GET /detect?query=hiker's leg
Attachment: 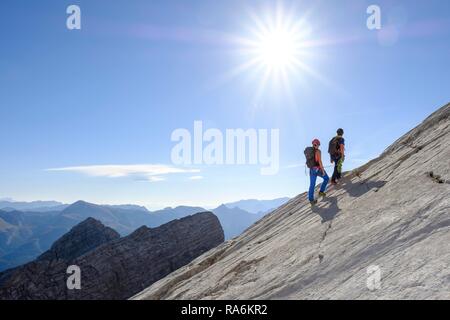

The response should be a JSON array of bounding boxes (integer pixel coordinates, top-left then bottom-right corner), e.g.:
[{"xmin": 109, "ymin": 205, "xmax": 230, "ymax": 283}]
[
  {"xmin": 316, "ymin": 169, "xmax": 329, "ymax": 192},
  {"xmin": 320, "ymin": 172, "xmax": 329, "ymax": 193},
  {"xmin": 308, "ymin": 169, "xmax": 318, "ymax": 201},
  {"xmin": 337, "ymin": 157, "xmax": 344, "ymax": 179},
  {"xmin": 331, "ymin": 161, "xmax": 338, "ymax": 182}
]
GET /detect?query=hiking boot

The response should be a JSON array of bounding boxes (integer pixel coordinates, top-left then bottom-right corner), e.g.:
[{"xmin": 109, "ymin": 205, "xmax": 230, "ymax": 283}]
[
  {"xmin": 319, "ymin": 192, "xmax": 326, "ymax": 198},
  {"xmin": 310, "ymin": 199, "xmax": 318, "ymax": 206}
]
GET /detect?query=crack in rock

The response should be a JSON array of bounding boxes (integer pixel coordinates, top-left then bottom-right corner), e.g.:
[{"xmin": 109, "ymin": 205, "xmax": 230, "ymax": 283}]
[
  {"xmin": 317, "ymin": 221, "xmax": 333, "ymax": 263},
  {"xmin": 427, "ymin": 171, "xmax": 449, "ymax": 184}
]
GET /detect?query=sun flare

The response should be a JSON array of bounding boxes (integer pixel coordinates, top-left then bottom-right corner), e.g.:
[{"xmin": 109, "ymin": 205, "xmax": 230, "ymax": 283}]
[
  {"xmin": 216, "ymin": 3, "xmax": 336, "ymax": 105},
  {"xmin": 222, "ymin": 3, "xmax": 323, "ymax": 104},
  {"xmin": 254, "ymin": 27, "xmax": 303, "ymax": 72},
  {"xmin": 240, "ymin": 4, "xmax": 313, "ymax": 81}
]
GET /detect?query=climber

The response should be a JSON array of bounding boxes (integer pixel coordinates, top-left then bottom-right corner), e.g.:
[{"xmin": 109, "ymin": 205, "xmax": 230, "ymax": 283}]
[
  {"xmin": 304, "ymin": 139, "xmax": 329, "ymax": 205},
  {"xmin": 328, "ymin": 128, "xmax": 345, "ymax": 185}
]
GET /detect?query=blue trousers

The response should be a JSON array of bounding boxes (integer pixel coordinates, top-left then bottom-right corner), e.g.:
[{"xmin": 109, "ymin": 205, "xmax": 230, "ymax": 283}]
[{"xmin": 308, "ymin": 168, "xmax": 329, "ymax": 201}]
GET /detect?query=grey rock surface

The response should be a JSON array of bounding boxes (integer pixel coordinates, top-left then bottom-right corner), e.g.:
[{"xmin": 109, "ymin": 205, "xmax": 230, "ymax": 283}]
[
  {"xmin": 0, "ymin": 212, "xmax": 224, "ymax": 300},
  {"xmin": 133, "ymin": 103, "xmax": 450, "ymax": 300}
]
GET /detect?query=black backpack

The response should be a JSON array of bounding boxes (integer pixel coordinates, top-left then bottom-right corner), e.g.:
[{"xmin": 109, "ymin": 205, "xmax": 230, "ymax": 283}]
[
  {"xmin": 304, "ymin": 147, "xmax": 317, "ymax": 169},
  {"xmin": 328, "ymin": 137, "xmax": 340, "ymax": 156}
]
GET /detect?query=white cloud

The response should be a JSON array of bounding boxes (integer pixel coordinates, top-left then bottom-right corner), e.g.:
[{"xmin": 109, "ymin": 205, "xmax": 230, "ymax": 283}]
[
  {"xmin": 148, "ymin": 176, "xmax": 166, "ymax": 182},
  {"xmin": 189, "ymin": 175, "xmax": 204, "ymax": 180},
  {"xmin": 46, "ymin": 164, "xmax": 199, "ymax": 182}
]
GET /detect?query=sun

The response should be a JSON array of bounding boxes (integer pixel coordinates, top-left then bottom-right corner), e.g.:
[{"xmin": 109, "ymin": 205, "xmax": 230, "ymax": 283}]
[
  {"xmin": 223, "ymin": 4, "xmax": 320, "ymax": 100},
  {"xmin": 240, "ymin": 3, "xmax": 313, "ymax": 80},
  {"xmin": 255, "ymin": 28, "xmax": 300, "ymax": 71},
  {"xmin": 217, "ymin": 3, "xmax": 334, "ymax": 105}
]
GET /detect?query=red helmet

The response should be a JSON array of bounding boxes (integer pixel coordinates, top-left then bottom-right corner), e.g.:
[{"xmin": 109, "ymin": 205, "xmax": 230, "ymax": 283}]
[{"xmin": 312, "ymin": 139, "xmax": 320, "ymax": 146}]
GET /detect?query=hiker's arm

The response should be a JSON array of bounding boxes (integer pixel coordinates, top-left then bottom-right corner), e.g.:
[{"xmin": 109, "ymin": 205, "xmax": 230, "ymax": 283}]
[
  {"xmin": 340, "ymin": 143, "xmax": 345, "ymax": 157},
  {"xmin": 318, "ymin": 151, "xmax": 325, "ymax": 173}
]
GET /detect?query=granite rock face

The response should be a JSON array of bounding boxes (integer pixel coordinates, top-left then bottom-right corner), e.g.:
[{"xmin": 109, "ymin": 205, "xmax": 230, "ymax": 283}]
[
  {"xmin": 0, "ymin": 212, "xmax": 224, "ymax": 300},
  {"xmin": 133, "ymin": 103, "xmax": 450, "ymax": 300}
]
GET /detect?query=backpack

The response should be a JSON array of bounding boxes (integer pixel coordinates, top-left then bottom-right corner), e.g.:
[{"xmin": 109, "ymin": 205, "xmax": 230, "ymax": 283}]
[
  {"xmin": 304, "ymin": 147, "xmax": 317, "ymax": 169},
  {"xmin": 328, "ymin": 137, "xmax": 340, "ymax": 157}
]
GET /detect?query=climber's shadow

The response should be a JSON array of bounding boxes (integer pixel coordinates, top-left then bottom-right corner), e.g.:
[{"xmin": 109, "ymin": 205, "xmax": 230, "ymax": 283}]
[
  {"xmin": 311, "ymin": 197, "xmax": 340, "ymax": 223},
  {"xmin": 341, "ymin": 178, "xmax": 387, "ymax": 198}
]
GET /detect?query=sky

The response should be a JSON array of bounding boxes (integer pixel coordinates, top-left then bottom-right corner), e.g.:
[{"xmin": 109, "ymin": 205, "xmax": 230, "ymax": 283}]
[{"xmin": 0, "ymin": 0, "xmax": 449, "ymax": 209}]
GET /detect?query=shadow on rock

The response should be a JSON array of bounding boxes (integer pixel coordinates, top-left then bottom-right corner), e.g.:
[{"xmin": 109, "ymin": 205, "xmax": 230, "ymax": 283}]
[
  {"xmin": 311, "ymin": 197, "xmax": 340, "ymax": 223},
  {"xmin": 340, "ymin": 178, "xmax": 387, "ymax": 198}
]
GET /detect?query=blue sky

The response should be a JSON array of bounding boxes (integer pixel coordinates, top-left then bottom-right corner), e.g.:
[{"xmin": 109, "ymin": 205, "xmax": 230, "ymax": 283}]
[{"xmin": 1, "ymin": 0, "xmax": 449, "ymax": 209}]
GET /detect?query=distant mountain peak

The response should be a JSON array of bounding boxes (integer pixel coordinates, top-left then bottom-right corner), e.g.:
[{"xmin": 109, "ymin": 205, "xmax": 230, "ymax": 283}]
[
  {"xmin": 105, "ymin": 204, "xmax": 149, "ymax": 212},
  {"xmin": 224, "ymin": 197, "xmax": 290, "ymax": 214},
  {"xmin": 37, "ymin": 217, "xmax": 120, "ymax": 262},
  {"xmin": 69, "ymin": 200, "xmax": 96, "ymax": 207},
  {"xmin": 76, "ymin": 216, "xmax": 104, "ymax": 227},
  {"xmin": 61, "ymin": 200, "xmax": 106, "ymax": 215},
  {"xmin": 129, "ymin": 225, "xmax": 151, "ymax": 239}
]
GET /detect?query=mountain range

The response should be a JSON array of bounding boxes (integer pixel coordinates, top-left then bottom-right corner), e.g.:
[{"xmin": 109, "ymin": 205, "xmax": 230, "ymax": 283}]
[
  {"xmin": 0, "ymin": 197, "xmax": 288, "ymax": 271},
  {"xmin": 0, "ymin": 200, "xmax": 68, "ymax": 212},
  {"xmin": 0, "ymin": 213, "xmax": 224, "ymax": 299},
  {"xmin": 224, "ymin": 197, "xmax": 290, "ymax": 214}
]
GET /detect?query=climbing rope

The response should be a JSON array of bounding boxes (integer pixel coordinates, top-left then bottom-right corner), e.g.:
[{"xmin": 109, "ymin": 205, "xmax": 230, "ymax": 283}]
[{"xmin": 302, "ymin": 164, "xmax": 335, "ymax": 192}]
